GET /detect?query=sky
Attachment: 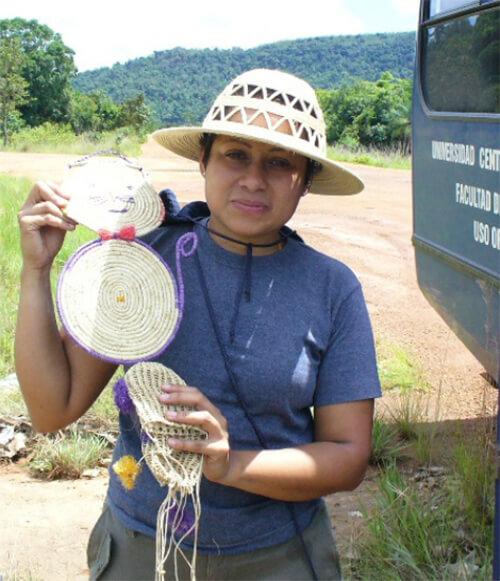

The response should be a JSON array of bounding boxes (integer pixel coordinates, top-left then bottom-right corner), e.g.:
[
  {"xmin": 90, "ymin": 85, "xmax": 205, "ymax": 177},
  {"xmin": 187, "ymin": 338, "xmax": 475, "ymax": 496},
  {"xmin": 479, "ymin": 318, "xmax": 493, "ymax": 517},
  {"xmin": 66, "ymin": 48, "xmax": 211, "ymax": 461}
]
[{"xmin": 1, "ymin": 0, "xmax": 420, "ymax": 72}]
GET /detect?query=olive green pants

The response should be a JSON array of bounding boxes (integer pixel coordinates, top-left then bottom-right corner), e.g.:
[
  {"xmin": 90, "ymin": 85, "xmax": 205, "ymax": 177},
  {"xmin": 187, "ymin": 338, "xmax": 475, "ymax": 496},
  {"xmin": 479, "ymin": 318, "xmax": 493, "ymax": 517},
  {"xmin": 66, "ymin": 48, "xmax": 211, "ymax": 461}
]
[{"xmin": 87, "ymin": 502, "xmax": 341, "ymax": 580}]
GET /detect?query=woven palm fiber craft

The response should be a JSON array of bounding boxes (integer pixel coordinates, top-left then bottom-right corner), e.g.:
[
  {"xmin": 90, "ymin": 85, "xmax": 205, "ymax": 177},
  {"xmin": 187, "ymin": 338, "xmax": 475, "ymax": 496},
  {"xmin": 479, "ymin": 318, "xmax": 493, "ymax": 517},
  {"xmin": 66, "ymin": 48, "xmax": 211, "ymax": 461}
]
[
  {"xmin": 121, "ymin": 362, "xmax": 207, "ymax": 581},
  {"xmin": 61, "ymin": 152, "xmax": 164, "ymax": 237},
  {"xmin": 57, "ymin": 232, "xmax": 198, "ymax": 363}
]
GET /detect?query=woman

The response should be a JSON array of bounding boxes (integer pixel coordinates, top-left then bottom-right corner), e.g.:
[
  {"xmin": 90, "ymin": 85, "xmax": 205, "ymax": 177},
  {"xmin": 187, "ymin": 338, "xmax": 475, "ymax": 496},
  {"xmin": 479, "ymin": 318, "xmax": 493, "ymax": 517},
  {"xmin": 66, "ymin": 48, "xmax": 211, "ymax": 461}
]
[{"xmin": 16, "ymin": 68, "xmax": 381, "ymax": 580}]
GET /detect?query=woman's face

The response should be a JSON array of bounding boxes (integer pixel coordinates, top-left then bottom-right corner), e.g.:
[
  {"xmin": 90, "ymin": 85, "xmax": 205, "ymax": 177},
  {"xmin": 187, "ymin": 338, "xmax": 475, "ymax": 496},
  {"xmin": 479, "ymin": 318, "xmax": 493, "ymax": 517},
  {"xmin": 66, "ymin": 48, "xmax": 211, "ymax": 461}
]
[{"xmin": 201, "ymin": 136, "xmax": 308, "ymax": 252}]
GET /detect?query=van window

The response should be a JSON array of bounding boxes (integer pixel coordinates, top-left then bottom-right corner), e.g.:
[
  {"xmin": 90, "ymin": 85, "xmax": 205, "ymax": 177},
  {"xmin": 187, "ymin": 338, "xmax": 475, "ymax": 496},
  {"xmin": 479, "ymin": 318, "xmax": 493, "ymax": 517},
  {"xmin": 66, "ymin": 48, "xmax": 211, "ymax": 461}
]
[{"xmin": 422, "ymin": 7, "xmax": 500, "ymax": 113}]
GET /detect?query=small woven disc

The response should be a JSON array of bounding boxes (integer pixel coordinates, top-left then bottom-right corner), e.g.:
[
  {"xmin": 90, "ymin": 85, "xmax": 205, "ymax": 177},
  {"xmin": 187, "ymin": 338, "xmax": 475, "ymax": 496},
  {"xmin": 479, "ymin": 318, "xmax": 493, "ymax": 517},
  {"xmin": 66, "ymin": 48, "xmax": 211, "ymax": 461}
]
[
  {"xmin": 125, "ymin": 362, "xmax": 206, "ymax": 491},
  {"xmin": 62, "ymin": 155, "xmax": 164, "ymax": 236},
  {"xmin": 57, "ymin": 239, "xmax": 180, "ymax": 363}
]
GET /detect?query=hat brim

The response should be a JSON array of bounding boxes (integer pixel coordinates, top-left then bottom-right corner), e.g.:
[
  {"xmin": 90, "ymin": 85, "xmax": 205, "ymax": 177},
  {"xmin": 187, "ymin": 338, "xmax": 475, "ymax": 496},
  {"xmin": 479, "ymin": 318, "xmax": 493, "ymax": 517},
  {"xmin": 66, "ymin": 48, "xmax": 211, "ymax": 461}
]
[{"xmin": 152, "ymin": 127, "xmax": 364, "ymax": 196}]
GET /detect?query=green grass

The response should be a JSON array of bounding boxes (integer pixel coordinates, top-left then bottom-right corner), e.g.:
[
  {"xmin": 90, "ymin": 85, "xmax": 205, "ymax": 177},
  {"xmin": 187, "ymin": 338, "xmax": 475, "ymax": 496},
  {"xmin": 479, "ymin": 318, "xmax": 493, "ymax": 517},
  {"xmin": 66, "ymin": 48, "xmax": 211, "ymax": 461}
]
[
  {"xmin": 0, "ymin": 176, "xmax": 32, "ymax": 378},
  {"xmin": 377, "ymin": 342, "xmax": 429, "ymax": 394},
  {"xmin": 0, "ymin": 386, "xmax": 28, "ymax": 417},
  {"xmin": 369, "ymin": 416, "xmax": 409, "ymax": 466},
  {"xmin": 450, "ymin": 421, "xmax": 496, "ymax": 552},
  {"xmin": 28, "ymin": 429, "xmax": 109, "ymax": 479},
  {"xmin": 2, "ymin": 123, "xmax": 145, "ymax": 157},
  {"xmin": 349, "ymin": 443, "xmax": 494, "ymax": 580},
  {"xmin": 328, "ymin": 144, "xmax": 411, "ymax": 170},
  {"xmin": 0, "ymin": 175, "xmax": 96, "ymax": 377},
  {"xmin": 353, "ymin": 345, "xmax": 495, "ymax": 580}
]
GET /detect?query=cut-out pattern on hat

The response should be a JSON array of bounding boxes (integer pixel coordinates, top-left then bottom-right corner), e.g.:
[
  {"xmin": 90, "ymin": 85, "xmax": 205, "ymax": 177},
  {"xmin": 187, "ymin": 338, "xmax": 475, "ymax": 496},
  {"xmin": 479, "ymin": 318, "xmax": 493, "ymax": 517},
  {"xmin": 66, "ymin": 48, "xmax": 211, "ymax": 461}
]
[{"xmin": 206, "ymin": 77, "xmax": 326, "ymax": 153}]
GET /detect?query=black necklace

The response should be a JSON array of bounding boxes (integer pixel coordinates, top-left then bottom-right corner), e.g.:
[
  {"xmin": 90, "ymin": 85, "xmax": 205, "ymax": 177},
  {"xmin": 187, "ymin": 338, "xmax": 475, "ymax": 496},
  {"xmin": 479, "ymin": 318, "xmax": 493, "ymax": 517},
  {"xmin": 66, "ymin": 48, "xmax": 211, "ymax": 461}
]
[
  {"xmin": 196, "ymin": 221, "xmax": 292, "ymax": 343},
  {"xmin": 204, "ymin": 223, "xmax": 286, "ymax": 252}
]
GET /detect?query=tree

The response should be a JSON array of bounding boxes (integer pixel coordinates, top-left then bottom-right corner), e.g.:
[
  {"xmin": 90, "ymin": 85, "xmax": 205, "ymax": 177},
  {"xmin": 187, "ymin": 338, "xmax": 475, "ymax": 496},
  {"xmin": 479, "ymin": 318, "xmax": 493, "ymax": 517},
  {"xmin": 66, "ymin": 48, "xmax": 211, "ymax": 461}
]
[
  {"xmin": 353, "ymin": 72, "xmax": 412, "ymax": 149},
  {"xmin": 68, "ymin": 90, "xmax": 99, "ymax": 135},
  {"xmin": 0, "ymin": 18, "xmax": 76, "ymax": 126},
  {"xmin": 117, "ymin": 94, "xmax": 153, "ymax": 134},
  {"xmin": 318, "ymin": 72, "xmax": 412, "ymax": 151},
  {"xmin": 0, "ymin": 37, "xmax": 28, "ymax": 146}
]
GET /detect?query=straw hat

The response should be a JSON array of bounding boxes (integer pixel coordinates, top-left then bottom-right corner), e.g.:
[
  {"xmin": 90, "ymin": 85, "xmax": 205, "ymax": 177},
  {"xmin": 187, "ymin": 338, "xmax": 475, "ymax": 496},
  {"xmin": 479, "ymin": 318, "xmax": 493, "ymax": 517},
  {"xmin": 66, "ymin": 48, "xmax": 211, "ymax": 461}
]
[{"xmin": 153, "ymin": 68, "xmax": 363, "ymax": 196}]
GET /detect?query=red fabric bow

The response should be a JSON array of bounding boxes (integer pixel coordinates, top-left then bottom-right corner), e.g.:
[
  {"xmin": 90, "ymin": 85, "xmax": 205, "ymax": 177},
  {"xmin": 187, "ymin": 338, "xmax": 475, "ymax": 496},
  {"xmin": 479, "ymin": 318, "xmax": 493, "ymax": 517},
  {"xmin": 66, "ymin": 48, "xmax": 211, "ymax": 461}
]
[{"xmin": 98, "ymin": 225, "xmax": 136, "ymax": 241}]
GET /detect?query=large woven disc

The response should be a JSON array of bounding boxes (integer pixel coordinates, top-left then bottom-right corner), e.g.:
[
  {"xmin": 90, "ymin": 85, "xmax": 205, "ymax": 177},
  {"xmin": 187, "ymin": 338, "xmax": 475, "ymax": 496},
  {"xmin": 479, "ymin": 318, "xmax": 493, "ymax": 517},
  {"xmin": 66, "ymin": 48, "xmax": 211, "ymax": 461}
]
[
  {"xmin": 61, "ymin": 154, "xmax": 164, "ymax": 236},
  {"xmin": 57, "ymin": 239, "xmax": 180, "ymax": 363},
  {"xmin": 125, "ymin": 362, "xmax": 206, "ymax": 492}
]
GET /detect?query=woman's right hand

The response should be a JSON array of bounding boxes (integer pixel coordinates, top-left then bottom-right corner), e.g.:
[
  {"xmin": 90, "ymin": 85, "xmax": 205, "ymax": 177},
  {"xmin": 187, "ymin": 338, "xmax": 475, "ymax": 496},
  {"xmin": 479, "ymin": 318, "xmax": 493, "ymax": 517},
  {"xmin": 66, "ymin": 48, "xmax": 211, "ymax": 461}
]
[{"xmin": 18, "ymin": 181, "xmax": 76, "ymax": 271}]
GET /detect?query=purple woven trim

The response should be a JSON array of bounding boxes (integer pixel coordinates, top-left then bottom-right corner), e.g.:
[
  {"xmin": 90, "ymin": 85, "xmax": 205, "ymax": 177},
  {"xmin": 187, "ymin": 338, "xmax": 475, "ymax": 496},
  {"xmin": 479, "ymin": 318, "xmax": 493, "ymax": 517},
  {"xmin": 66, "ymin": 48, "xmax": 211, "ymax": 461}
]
[
  {"xmin": 140, "ymin": 430, "xmax": 153, "ymax": 444},
  {"xmin": 163, "ymin": 499, "xmax": 196, "ymax": 538},
  {"xmin": 68, "ymin": 150, "xmax": 143, "ymax": 172},
  {"xmin": 113, "ymin": 377, "xmax": 135, "ymax": 414},
  {"xmin": 175, "ymin": 232, "xmax": 198, "ymax": 315},
  {"xmin": 56, "ymin": 238, "xmax": 191, "ymax": 365}
]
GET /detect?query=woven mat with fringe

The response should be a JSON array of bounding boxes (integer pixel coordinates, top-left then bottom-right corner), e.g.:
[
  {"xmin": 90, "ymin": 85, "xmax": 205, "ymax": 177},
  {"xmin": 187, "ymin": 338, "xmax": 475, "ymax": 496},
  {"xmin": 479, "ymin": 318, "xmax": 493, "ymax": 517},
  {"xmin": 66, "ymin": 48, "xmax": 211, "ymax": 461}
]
[{"xmin": 113, "ymin": 362, "xmax": 207, "ymax": 581}]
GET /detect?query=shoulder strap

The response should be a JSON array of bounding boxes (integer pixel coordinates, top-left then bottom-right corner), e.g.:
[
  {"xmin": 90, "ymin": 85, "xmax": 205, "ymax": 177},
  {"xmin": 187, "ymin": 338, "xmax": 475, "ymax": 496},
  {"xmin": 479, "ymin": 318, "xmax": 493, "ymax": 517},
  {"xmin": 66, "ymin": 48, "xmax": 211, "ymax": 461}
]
[{"xmin": 194, "ymin": 253, "xmax": 318, "ymax": 580}]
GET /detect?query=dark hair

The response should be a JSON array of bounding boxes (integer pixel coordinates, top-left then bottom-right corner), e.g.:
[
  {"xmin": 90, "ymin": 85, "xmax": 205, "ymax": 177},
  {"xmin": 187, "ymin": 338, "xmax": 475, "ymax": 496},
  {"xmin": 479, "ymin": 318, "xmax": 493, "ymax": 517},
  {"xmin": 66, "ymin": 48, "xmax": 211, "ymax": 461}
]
[
  {"xmin": 199, "ymin": 132, "xmax": 322, "ymax": 188},
  {"xmin": 200, "ymin": 133, "xmax": 216, "ymax": 167},
  {"xmin": 305, "ymin": 159, "xmax": 322, "ymax": 189}
]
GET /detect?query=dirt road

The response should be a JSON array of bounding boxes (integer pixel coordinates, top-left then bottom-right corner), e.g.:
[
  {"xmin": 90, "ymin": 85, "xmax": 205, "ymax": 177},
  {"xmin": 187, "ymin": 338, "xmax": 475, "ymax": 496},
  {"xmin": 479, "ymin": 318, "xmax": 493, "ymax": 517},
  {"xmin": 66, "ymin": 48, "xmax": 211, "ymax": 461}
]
[{"xmin": 0, "ymin": 141, "xmax": 496, "ymax": 580}]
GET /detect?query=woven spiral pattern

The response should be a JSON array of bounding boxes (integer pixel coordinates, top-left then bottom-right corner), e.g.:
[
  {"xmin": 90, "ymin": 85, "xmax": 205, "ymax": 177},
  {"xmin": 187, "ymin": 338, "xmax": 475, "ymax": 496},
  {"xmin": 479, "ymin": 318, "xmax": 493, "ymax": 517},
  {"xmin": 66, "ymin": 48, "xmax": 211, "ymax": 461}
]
[
  {"xmin": 125, "ymin": 362, "xmax": 206, "ymax": 494},
  {"xmin": 63, "ymin": 156, "xmax": 164, "ymax": 236},
  {"xmin": 57, "ymin": 239, "xmax": 180, "ymax": 363}
]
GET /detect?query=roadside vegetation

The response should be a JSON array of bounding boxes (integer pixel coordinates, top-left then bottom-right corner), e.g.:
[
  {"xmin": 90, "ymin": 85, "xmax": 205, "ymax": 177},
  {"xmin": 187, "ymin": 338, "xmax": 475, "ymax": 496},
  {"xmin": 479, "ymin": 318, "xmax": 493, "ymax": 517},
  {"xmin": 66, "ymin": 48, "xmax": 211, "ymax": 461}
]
[
  {"xmin": 3, "ymin": 123, "xmax": 145, "ymax": 157},
  {"xmin": 329, "ymin": 144, "xmax": 411, "ymax": 170},
  {"xmin": 0, "ymin": 122, "xmax": 411, "ymax": 169},
  {"xmin": 344, "ymin": 339, "xmax": 496, "ymax": 580}
]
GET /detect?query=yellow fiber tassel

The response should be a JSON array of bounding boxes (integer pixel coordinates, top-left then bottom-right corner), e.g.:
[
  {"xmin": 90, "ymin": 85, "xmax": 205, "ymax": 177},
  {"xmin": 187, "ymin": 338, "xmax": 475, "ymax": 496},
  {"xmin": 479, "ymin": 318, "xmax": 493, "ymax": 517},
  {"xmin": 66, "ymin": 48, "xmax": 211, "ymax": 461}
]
[{"xmin": 113, "ymin": 455, "xmax": 141, "ymax": 490}]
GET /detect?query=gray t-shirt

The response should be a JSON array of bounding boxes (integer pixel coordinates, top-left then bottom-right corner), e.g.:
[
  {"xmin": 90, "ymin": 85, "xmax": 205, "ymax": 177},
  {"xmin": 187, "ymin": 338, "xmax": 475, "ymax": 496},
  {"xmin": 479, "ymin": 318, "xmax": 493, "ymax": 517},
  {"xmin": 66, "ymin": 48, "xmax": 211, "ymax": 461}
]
[{"xmin": 107, "ymin": 211, "xmax": 381, "ymax": 554}]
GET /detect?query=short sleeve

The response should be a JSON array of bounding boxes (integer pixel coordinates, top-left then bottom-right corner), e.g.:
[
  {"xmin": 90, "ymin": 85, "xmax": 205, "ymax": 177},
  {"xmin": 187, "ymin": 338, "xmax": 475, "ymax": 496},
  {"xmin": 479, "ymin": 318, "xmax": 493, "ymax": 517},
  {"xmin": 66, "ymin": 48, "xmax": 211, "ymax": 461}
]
[{"xmin": 314, "ymin": 284, "xmax": 381, "ymax": 406}]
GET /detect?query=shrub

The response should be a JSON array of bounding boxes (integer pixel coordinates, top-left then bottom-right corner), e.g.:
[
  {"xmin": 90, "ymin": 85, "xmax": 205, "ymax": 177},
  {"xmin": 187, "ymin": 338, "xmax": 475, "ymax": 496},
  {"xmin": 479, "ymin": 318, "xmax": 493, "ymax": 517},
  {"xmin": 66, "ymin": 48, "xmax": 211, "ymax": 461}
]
[{"xmin": 28, "ymin": 430, "xmax": 109, "ymax": 479}]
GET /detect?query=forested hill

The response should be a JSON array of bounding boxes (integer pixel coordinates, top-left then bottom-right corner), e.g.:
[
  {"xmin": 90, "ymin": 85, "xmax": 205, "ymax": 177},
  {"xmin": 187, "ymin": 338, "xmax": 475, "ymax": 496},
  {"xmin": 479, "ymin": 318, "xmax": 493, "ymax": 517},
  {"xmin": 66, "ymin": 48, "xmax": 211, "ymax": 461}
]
[{"xmin": 73, "ymin": 32, "xmax": 416, "ymax": 127}]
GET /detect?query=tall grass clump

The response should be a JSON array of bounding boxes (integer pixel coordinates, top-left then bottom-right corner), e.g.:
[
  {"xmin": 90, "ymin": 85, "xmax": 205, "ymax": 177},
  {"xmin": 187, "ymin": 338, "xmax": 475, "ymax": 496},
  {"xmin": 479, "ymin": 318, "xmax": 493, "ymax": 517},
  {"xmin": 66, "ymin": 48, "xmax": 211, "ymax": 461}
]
[
  {"xmin": 349, "ymin": 411, "xmax": 496, "ymax": 581},
  {"xmin": 351, "ymin": 456, "xmax": 494, "ymax": 580},
  {"xmin": 449, "ymin": 420, "xmax": 496, "ymax": 565},
  {"xmin": 28, "ymin": 429, "xmax": 109, "ymax": 479},
  {"xmin": 353, "ymin": 463, "xmax": 451, "ymax": 580},
  {"xmin": 369, "ymin": 416, "xmax": 408, "ymax": 466},
  {"xmin": 0, "ymin": 175, "xmax": 96, "ymax": 377}
]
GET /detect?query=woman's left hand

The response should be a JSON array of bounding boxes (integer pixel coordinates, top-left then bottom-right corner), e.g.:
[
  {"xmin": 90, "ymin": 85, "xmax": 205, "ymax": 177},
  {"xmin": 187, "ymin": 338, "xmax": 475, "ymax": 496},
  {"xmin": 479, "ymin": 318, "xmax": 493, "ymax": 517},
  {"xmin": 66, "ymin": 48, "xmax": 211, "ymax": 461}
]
[{"xmin": 158, "ymin": 384, "xmax": 231, "ymax": 483}]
